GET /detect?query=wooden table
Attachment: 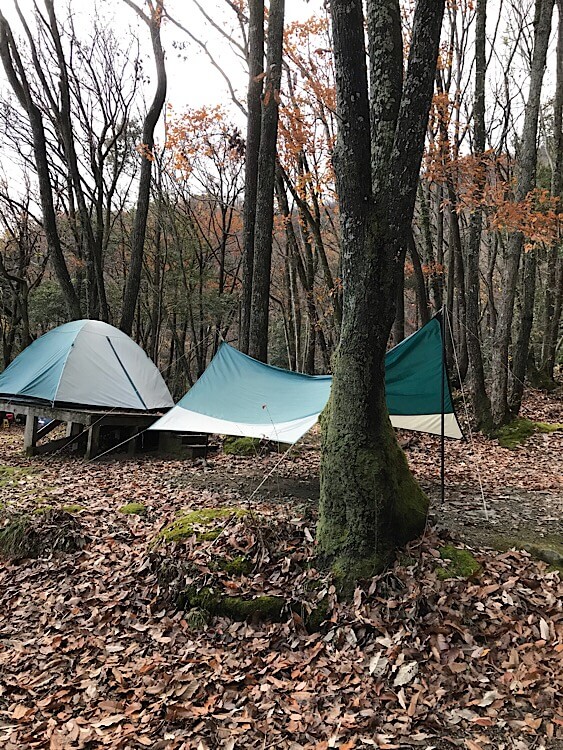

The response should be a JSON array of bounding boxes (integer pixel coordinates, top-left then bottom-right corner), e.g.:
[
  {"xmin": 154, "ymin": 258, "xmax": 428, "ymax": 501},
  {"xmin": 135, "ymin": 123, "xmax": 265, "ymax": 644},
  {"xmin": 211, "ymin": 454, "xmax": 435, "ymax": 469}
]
[{"xmin": 0, "ymin": 400, "xmax": 166, "ymax": 459}]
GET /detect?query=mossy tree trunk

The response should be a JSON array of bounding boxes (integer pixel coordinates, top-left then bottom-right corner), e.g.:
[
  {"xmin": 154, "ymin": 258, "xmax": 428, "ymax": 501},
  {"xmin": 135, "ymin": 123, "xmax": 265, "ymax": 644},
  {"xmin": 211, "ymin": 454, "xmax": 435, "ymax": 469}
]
[{"xmin": 319, "ymin": 0, "xmax": 444, "ymax": 582}]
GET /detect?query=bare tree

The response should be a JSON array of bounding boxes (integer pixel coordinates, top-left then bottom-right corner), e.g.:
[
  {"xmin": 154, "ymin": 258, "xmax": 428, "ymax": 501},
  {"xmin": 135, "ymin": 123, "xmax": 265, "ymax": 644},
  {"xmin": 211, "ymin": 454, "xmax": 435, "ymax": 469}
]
[{"xmin": 120, "ymin": 0, "xmax": 167, "ymax": 336}]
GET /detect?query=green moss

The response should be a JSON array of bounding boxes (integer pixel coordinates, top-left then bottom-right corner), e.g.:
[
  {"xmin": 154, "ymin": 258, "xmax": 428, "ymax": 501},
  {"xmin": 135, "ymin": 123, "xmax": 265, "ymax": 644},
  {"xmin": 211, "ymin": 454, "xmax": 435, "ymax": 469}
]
[
  {"xmin": 32, "ymin": 504, "xmax": 55, "ymax": 515},
  {"xmin": 494, "ymin": 418, "xmax": 563, "ymax": 449},
  {"xmin": 119, "ymin": 502, "xmax": 147, "ymax": 516},
  {"xmin": 494, "ymin": 534, "xmax": 563, "ymax": 567},
  {"xmin": 157, "ymin": 507, "xmax": 248, "ymax": 543},
  {"xmin": 317, "ymin": 411, "xmax": 428, "ymax": 591},
  {"xmin": 389, "ymin": 446, "xmax": 429, "ymax": 545},
  {"xmin": 331, "ymin": 554, "xmax": 386, "ymax": 587},
  {"xmin": 216, "ymin": 555, "xmax": 253, "ymax": 575},
  {"xmin": 304, "ymin": 597, "xmax": 330, "ymax": 632},
  {"xmin": 221, "ymin": 595, "xmax": 284, "ymax": 621},
  {"xmin": 178, "ymin": 585, "xmax": 285, "ymax": 621},
  {"xmin": 61, "ymin": 504, "xmax": 84, "ymax": 514},
  {"xmin": 0, "ymin": 465, "xmax": 34, "ymax": 487},
  {"xmin": 197, "ymin": 530, "xmax": 221, "ymax": 542},
  {"xmin": 437, "ymin": 545, "xmax": 481, "ymax": 580},
  {"xmin": 223, "ymin": 436, "xmax": 262, "ymax": 456},
  {"xmin": 536, "ymin": 421, "xmax": 563, "ymax": 434}
]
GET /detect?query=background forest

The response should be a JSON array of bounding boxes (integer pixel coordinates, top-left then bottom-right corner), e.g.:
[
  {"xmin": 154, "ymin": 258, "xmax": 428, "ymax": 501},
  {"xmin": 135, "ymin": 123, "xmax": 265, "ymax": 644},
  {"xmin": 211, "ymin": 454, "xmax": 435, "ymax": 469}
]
[{"xmin": 0, "ymin": 0, "xmax": 561, "ymax": 429}]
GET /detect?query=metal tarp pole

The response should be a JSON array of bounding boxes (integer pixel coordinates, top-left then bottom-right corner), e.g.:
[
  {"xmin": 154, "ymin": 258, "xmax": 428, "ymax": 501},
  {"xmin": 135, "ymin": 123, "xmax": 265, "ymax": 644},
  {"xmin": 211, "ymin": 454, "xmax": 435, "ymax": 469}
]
[{"xmin": 440, "ymin": 308, "xmax": 446, "ymax": 505}]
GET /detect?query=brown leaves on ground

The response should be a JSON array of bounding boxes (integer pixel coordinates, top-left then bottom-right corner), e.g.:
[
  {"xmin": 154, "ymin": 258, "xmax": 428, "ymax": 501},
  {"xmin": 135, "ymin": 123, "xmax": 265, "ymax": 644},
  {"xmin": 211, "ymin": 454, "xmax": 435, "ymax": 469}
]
[{"xmin": 0, "ymin": 388, "xmax": 561, "ymax": 749}]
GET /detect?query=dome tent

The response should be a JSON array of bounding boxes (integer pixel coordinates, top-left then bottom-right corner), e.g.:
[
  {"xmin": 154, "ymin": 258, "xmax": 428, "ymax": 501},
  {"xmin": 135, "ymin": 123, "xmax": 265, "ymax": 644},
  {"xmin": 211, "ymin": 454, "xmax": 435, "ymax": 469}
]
[{"xmin": 0, "ymin": 320, "xmax": 173, "ymax": 411}]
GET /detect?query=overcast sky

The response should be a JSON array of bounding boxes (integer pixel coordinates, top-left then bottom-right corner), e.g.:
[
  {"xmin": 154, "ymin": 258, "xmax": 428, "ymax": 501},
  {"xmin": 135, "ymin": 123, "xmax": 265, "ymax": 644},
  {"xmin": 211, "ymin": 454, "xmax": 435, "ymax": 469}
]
[
  {"xmin": 0, "ymin": 0, "xmax": 327, "ymax": 117},
  {"xmin": 0, "ymin": 0, "xmax": 559, "ymax": 167}
]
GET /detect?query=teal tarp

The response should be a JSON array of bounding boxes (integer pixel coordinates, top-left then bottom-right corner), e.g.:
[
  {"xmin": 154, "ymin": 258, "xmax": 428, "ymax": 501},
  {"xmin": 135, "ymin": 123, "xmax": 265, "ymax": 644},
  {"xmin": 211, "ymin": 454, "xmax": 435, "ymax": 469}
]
[{"xmin": 151, "ymin": 317, "xmax": 463, "ymax": 442}]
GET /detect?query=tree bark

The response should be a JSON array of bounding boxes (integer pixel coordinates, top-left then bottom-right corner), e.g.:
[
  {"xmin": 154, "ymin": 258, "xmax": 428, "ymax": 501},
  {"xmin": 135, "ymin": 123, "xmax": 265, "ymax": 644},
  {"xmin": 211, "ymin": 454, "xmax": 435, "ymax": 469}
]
[
  {"xmin": 43, "ymin": 0, "xmax": 109, "ymax": 320},
  {"xmin": 240, "ymin": 0, "xmax": 264, "ymax": 354},
  {"xmin": 120, "ymin": 0, "xmax": 167, "ymax": 336},
  {"xmin": 465, "ymin": 0, "xmax": 492, "ymax": 430},
  {"xmin": 490, "ymin": 0, "xmax": 555, "ymax": 426},
  {"xmin": 319, "ymin": 0, "xmax": 444, "ymax": 582},
  {"xmin": 540, "ymin": 0, "xmax": 563, "ymax": 381},
  {"xmin": 0, "ymin": 12, "xmax": 82, "ymax": 320},
  {"xmin": 248, "ymin": 0, "xmax": 285, "ymax": 361},
  {"xmin": 510, "ymin": 246, "xmax": 537, "ymax": 411}
]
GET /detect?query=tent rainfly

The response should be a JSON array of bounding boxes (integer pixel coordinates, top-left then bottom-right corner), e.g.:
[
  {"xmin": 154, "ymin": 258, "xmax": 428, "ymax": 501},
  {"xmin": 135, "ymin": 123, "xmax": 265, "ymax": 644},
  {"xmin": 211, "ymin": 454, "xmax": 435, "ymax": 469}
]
[
  {"xmin": 150, "ymin": 316, "xmax": 463, "ymax": 443},
  {"xmin": 0, "ymin": 320, "xmax": 174, "ymax": 411}
]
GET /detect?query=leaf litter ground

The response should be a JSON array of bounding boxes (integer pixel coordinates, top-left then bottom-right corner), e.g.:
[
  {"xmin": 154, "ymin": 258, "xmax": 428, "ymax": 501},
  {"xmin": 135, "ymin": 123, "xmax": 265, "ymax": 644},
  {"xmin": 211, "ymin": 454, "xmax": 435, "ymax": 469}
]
[{"xmin": 0, "ymin": 387, "xmax": 561, "ymax": 750}]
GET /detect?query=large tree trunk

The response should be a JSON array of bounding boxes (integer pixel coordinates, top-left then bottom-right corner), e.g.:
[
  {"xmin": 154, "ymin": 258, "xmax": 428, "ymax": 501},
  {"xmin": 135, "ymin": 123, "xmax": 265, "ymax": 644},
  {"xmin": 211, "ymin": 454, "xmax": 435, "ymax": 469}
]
[
  {"xmin": 465, "ymin": 0, "xmax": 492, "ymax": 430},
  {"xmin": 120, "ymin": 0, "xmax": 167, "ymax": 336},
  {"xmin": 248, "ymin": 0, "xmax": 285, "ymax": 361},
  {"xmin": 240, "ymin": 0, "xmax": 264, "ymax": 354},
  {"xmin": 0, "ymin": 12, "xmax": 82, "ymax": 320},
  {"xmin": 319, "ymin": 0, "xmax": 444, "ymax": 583},
  {"xmin": 490, "ymin": 0, "xmax": 555, "ymax": 426}
]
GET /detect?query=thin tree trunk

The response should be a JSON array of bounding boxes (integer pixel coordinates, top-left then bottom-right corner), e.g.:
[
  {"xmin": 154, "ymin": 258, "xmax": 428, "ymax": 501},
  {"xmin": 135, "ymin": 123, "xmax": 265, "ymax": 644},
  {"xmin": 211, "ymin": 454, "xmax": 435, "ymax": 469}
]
[
  {"xmin": 409, "ymin": 232, "xmax": 431, "ymax": 325},
  {"xmin": 490, "ymin": 0, "xmax": 555, "ymax": 426},
  {"xmin": 393, "ymin": 269, "xmax": 405, "ymax": 344},
  {"xmin": 510, "ymin": 247, "xmax": 537, "ymax": 410},
  {"xmin": 465, "ymin": 0, "xmax": 492, "ymax": 429},
  {"xmin": 248, "ymin": 0, "xmax": 285, "ymax": 361},
  {"xmin": 0, "ymin": 13, "xmax": 81, "ymax": 319},
  {"xmin": 120, "ymin": 0, "xmax": 167, "ymax": 336},
  {"xmin": 540, "ymin": 0, "xmax": 563, "ymax": 381},
  {"xmin": 44, "ymin": 0, "xmax": 108, "ymax": 320},
  {"xmin": 240, "ymin": 0, "xmax": 264, "ymax": 353}
]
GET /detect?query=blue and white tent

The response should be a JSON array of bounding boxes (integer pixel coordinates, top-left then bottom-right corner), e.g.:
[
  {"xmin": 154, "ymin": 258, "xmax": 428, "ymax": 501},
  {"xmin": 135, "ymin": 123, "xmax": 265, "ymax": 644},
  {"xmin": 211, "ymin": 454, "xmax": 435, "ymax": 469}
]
[
  {"xmin": 0, "ymin": 320, "xmax": 174, "ymax": 411},
  {"xmin": 150, "ymin": 317, "xmax": 463, "ymax": 443}
]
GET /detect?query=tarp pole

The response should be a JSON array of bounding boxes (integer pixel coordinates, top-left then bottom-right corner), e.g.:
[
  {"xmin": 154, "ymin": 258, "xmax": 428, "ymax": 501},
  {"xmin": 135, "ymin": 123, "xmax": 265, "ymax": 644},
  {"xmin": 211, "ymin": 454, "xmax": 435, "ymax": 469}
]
[{"xmin": 440, "ymin": 308, "xmax": 446, "ymax": 505}]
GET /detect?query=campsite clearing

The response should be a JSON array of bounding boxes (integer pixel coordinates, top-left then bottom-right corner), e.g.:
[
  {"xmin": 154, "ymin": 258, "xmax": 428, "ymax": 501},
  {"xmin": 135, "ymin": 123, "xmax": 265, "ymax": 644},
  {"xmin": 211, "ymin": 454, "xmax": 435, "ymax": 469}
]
[{"xmin": 0, "ymin": 386, "xmax": 561, "ymax": 749}]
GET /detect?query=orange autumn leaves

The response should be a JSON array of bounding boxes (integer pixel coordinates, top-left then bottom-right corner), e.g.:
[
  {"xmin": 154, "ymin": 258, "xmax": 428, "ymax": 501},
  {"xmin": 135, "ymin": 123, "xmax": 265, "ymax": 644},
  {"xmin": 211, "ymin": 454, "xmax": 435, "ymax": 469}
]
[
  {"xmin": 427, "ymin": 146, "xmax": 562, "ymax": 249},
  {"xmin": 164, "ymin": 12, "xmax": 561, "ymax": 252}
]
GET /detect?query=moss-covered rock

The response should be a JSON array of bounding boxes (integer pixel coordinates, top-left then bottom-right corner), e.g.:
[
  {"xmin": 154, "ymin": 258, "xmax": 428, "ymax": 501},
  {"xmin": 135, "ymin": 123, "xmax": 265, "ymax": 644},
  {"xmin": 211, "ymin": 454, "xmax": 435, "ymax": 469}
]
[
  {"xmin": 61, "ymin": 504, "xmax": 84, "ymax": 514},
  {"xmin": 223, "ymin": 436, "xmax": 262, "ymax": 456},
  {"xmin": 157, "ymin": 507, "xmax": 248, "ymax": 543},
  {"xmin": 0, "ymin": 509, "xmax": 86, "ymax": 560},
  {"xmin": 494, "ymin": 418, "xmax": 563, "ymax": 449},
  {"xmin": 494, "ymin": 534, "xmax": 563, "ymax": 567},
  {"xmin": 437, "ymin": 545, "xmax": 481, "ymax": 580},
  {"xmin": 178, "ymin": 585, "xmax": 285, "ymax": 622},
  {"xmin": 119, "ymin": 502, "xmax": 147, "ymax": 516},
  {"xmin": 215, "ymin": 555, "xmax": 253, "ymax": 575}
]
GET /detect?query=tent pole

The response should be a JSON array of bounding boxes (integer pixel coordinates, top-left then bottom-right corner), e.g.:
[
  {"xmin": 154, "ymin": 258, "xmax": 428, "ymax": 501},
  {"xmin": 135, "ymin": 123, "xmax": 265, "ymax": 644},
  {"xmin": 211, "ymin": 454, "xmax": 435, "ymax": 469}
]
[{"xmin": 440, "ymin": 308, "xmax": 446, "ymax": 506}]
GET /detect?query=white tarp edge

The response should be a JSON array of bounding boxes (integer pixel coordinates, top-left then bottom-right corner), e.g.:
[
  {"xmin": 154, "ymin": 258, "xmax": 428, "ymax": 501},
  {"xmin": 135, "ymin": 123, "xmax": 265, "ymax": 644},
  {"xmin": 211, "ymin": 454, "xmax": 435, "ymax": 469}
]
[{"xmin": 150, "ymin": 408, "xmax": 462, "ymax": 444}]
